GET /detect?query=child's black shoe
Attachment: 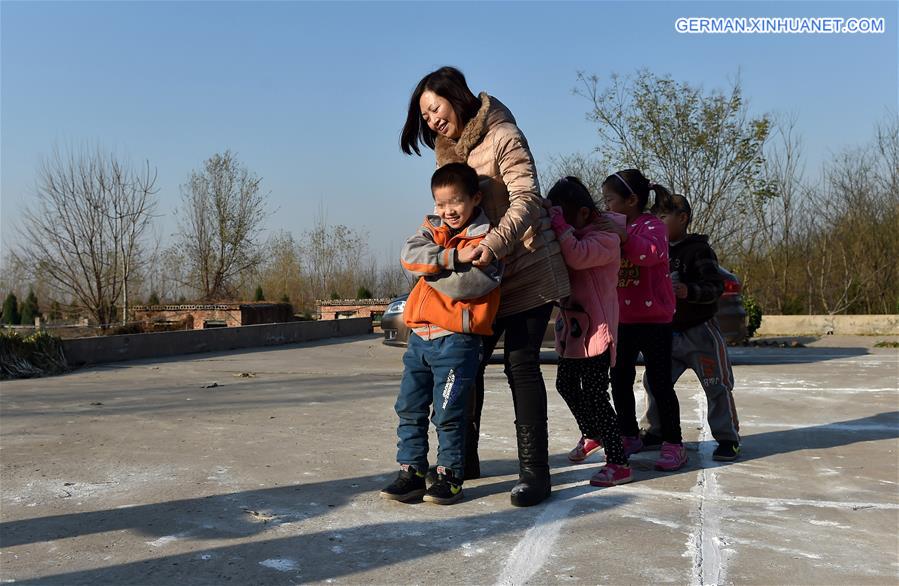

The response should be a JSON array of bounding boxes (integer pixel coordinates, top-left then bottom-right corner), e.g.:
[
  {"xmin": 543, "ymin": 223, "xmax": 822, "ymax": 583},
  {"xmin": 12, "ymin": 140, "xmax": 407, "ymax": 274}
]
[
  {"xmin": 713, "ymin": 441, "xmax": 740, "ymax": 461},
  {"xmin": 423, "ymin": 467, "xmax": 463, "ymax": 505},
  {"xmin": 639, "ymin": 430, "xmax": 664, "ymax": 450},
  {"xmin": 380, "ymin": 465, "xmax": 426, "ymax": 502}
]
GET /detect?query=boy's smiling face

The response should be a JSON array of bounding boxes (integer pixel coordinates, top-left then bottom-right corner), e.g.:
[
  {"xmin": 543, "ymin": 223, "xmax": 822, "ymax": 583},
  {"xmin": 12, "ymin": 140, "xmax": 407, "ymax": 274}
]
[{"xmin": 432, "ymin": 184, "xmax": 481, "ymax": 229}]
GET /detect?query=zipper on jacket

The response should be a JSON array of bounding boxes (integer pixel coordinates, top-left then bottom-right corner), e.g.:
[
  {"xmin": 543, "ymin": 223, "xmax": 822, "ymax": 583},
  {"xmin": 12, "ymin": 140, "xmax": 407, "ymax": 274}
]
[{"xmin": 416, "ymin": 285, "xmax": 432, "ymax": 324}]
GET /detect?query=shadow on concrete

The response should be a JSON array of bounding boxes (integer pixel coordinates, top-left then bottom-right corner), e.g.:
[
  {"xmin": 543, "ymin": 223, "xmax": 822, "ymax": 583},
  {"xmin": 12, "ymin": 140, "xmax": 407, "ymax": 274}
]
[
  {"xmin": 4, "ymin": 411, "xmax": 896, "ymax": 583},
  {"xmin": 724, "ymin": 345, "xmax": 869, "ymax": 365},
  {"xmin": 487, "ymin": 346, "xmax": 871, "ymax": 366},
  {"xmin": 73, "ymin": 334, "xmax": 383, "ymax": 374},
  {"xmin": 1, "ymin": 461, "xmax": 629, "ymax": 585},
  {"xmin": 0, "ymin": 372, "xmax": 402, "ymax": 419},
  {"xmin": 597, "ymin": 410, "xmax": 899, "ymax": 482}
]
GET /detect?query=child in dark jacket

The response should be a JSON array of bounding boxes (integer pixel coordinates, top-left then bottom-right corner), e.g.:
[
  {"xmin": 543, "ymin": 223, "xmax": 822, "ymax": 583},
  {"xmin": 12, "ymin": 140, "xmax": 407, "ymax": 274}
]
[
  {"xmin": 380, "ymin": 162, "xmax": 502, "ymax": 505},
  {"xmin": 641, "ymin": 194, "xmax": 741, "ymax": 461}
]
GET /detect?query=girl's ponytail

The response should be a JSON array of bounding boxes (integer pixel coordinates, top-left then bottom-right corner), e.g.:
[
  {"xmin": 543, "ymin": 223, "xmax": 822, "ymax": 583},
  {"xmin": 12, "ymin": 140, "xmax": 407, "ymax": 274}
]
[
  {"xmin": 603, "ymin": 168, "xmax": 674, "ymax": 213},
  {"xmin": 648, "ymin": 182, "xmax": 674, "ymax": 213}
]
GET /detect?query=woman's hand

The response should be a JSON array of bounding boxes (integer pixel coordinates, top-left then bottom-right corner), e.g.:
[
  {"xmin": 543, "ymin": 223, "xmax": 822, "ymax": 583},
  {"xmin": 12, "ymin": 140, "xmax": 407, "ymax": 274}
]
[
  {"xmin": 595, "ymin": 216, "xmax": 628, "ymax": 244},
  {"xmin": 470, "ymin": 244, "xmax": 496, "ymax": 267},
  {"xmin": 456, "ymin": 245, "xmax": 479, "ymax": 264},
  {"xmin": 673, "ymin": 283, "xmax": 689, "ymax": 299}
]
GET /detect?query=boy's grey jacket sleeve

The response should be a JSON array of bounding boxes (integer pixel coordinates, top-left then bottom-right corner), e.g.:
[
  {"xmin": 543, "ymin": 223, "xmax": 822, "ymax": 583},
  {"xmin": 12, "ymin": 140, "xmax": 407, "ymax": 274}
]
[
  {"xmin": 400, "ymin": 228, "xmax": 456, "ymax": 276},
  {"xmin": 400, "ymin": 223, "xmax": 502, "ymax": 301},
  {"xmin": 426, "ymin": 258, "xmax": 503, "ymax": 301}
]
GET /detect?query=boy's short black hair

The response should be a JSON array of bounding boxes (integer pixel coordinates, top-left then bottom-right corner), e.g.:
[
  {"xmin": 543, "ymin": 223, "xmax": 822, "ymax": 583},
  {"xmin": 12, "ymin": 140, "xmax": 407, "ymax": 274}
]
[
  {"xmin": 651, "ymin": 193, "xmax": 693, "ymax": 225},
  {"xmin": 431, "ymin": 162, "xmax": 480, "ymax": 197}
]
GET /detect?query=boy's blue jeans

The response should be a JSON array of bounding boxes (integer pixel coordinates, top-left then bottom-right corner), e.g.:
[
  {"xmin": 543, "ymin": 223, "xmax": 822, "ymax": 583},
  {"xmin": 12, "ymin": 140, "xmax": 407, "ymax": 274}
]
[{"xmin": 395, "ymin": 332, "xmax": 482, "ymax": 478}]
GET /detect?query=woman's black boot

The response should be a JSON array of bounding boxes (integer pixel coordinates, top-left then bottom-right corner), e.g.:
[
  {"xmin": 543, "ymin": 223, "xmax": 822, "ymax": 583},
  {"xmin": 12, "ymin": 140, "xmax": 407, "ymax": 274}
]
[
  {"xmin": 464, "ymin": 419, "xmax": 481, "ymax": 480},
  {"xmin": 463, "ymin": 379, "xmax": 485, "ymax": 480},
  {"xmin": 510, "ymin": 422, "xmax": 551, "ymax": 507}
]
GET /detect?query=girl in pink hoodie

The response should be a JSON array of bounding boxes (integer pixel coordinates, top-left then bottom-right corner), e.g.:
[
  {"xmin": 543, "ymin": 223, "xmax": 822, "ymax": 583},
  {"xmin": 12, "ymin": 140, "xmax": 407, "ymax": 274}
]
[
  {"xmin": 547, "ymin": 177, "xmax": 632, "ymax": 487},
  {"xmin": 600, "ymin": 169, "xmax": 687, "ymax": 472}
]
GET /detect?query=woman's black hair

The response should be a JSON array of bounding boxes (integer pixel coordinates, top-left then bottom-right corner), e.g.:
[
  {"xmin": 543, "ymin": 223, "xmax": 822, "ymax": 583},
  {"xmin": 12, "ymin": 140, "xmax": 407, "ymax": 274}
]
[
  {"xmin": 400, "ymin": 66, "xmax": 482, "ymax": 156},
  {"xmin": 651, "ymin": 193, "xmax": 693, "ymax": 226},
  {"xmin": 602, "ymin": 168, "xmax": 674, "ymax": 212},
  {"xmin": 547, "ymin": 176, "xmax": 599, "ymax": 216}
]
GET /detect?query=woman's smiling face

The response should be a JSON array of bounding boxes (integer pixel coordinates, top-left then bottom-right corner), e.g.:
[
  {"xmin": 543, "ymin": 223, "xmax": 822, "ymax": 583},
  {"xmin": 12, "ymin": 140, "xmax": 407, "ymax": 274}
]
[{"xmin": 419, "ymin": 90, "xmax": 462, "ymax": 140}]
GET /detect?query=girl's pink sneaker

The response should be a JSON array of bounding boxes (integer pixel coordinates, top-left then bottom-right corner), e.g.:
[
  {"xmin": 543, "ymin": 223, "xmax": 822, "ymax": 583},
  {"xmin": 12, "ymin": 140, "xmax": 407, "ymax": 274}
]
[
  {"xmin": 568, "ymin": 436, "xmax": 603, "ymax": 462},
  {"xmin": 589, "ymin": 463, "xmax": 633, "ymax": 487},
  {"xmin": 655, "ymin": 442, "xmax": 688, "ymax": 471}
]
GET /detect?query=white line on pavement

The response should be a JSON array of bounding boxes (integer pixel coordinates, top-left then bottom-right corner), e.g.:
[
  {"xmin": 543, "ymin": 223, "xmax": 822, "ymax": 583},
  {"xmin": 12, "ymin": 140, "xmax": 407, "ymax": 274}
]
[
  {"xmin": 687, "ymin": 391, "xmax": 727, "ymax": 586},
  {"xmin": 494, "ymin": 495, "xmax": 578, "ymax": 585}
]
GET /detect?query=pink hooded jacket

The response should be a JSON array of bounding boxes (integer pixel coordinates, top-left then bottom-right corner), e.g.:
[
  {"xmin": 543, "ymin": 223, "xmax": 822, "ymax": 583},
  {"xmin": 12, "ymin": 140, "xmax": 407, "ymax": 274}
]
[
  {"xmin": 618, "ymin": 213, "xmax": 675, "ymax": 324},
  {"xmin": 549, "ymin": 207, "xmax": 621, "ymax": 364}
]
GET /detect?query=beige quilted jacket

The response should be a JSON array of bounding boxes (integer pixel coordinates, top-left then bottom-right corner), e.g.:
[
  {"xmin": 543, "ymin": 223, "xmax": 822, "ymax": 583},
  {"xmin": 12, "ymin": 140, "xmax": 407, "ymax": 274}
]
[{"xmin": 435, "ymin": 93, "xmax": 570, "ymax": 318}]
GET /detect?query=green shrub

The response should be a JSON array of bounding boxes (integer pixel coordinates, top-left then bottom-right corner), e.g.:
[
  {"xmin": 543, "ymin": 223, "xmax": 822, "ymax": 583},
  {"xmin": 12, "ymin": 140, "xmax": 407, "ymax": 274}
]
[
  {"xmin": 0, "ymin": 329, "xmax": 68, "ymax": 379},
  {"xmin": 2, "ymin": 293, "xmax": 20, "ymax": 325},
  {"xmin": 743, "ymin": 295, "xmax": 763, "ymax": 338}
]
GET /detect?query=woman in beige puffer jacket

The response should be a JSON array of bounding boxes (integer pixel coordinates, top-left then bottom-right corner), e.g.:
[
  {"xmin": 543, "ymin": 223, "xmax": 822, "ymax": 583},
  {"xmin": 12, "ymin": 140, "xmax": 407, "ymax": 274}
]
[{"xmin": 401, "ymin": 66, "xmax": 570, "ymax": 507}]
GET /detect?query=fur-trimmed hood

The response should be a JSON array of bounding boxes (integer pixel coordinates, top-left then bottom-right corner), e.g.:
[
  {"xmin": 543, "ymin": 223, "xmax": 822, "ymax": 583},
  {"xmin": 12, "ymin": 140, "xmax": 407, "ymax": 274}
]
[
  {"xmin": 429, "ymin": 91, "xmax": 571, "ymax": 317},
  {"xmin": 435, "ymin": 93, "xmax": 516, "ymax": 166}
]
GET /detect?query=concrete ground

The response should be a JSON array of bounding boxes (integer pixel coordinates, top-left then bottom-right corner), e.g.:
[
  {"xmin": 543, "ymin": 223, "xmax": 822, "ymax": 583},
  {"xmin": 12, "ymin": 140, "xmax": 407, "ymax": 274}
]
[{"xmin": 1, "ymin": 335, "xmax": 897, "ymax": 585}]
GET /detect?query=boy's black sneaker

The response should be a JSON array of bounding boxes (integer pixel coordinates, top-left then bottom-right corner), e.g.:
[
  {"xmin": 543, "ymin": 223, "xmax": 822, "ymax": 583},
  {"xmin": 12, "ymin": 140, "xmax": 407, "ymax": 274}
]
[
  {"xmin": 423, "ymin": 467, "xmax": 463, "ymax": 505},
  {"xmin": 380, "ymin": 465, "xmax": 426, "ymax": 502},
  {"xmin": 639, "ymin": 430, "xmax": 664, "ymax": 450},
  {"xmin": 426, "ymin": 459, "xmax": 479, "ymax": 488},
  {"xmin": 713, "ymin": 441, "xmax": 740, "ymax": 462}
]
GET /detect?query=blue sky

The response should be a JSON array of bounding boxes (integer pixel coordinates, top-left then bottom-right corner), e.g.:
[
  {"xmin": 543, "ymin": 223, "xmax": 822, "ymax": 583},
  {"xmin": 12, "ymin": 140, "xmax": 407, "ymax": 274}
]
[{"xmin": 2, "ymin": 1, "xmax": 896, "ymax": 263}]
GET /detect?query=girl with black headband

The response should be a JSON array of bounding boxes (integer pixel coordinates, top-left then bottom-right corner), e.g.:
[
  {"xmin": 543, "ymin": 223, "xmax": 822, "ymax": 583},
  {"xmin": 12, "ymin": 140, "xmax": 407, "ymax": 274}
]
[{"xmin": 600, "ymin": 169, "xmax": 687, "ymax": 471}]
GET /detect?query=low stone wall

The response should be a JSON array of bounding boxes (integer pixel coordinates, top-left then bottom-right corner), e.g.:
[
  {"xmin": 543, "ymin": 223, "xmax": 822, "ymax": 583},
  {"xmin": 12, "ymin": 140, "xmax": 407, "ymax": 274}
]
[
  {"xmin": 756, "ymin": 315, "xmax": 899, "ymax": 336},
  {"xmin": 63, "ymin": 317, "xmax": 372, "ymax": 367}
]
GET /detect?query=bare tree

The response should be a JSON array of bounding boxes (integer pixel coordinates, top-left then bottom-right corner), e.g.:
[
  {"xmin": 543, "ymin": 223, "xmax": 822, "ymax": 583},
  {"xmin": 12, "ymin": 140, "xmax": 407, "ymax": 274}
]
[
  {"xmin": 573, "ymin": 70, "xmax": 772, "ymax": 254},
  {"xmin": 732, "ymin": 114, "xmax": 808, "ymax": 313},
  {"xmin": 299, "ymin": 207, "xmax": 368, "ymax": 301},
  {"xmin": 541, "ymin": 152, "xmax": 614, "ymax": 197},
  {"xmin": 175, "ymin": 151, "xmax": 268, "ymax": 300},
  {"xmin": 376, "ymin": 262, "xmax": 412, "ymax": 299},
  {"xmin": 810, "ymin": 134, "xmax": 898, "ymax": 315},
  {"xmin": 143, "ymin": 243, "xmax": 191, "ymax": 304},
  {"xmin": 17, "ymin": 145, "xmax": 157, "ymax": 328},
  {"xmin": 246, "ymin": 230, "xmax": 306, "ymax": 308}
]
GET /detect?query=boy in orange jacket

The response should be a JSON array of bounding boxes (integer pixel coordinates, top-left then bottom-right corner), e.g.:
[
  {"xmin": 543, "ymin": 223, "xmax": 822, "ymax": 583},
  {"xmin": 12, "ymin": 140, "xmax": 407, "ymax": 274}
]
[{"xmin": 380, "ymin": 163, "xmax": 502, "ymax": 505}]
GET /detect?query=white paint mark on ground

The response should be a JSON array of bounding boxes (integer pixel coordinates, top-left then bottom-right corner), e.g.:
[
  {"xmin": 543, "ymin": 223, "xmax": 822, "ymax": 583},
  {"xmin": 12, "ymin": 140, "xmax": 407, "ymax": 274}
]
[
  {"xmin": 687, "ymin": 391, "xmax": 727, "ymax": 586},
  {"xmin": 728, "ymin": 537, "xmax": 823, "ymax": 560},
  {"xmin": 750, "ymin": 387, "xmax": 896, "ymax": 393},
  {"xmin": 494, "ymin": 495, "xmax": 578, "ymax": 585},
  {"xmin": 462, "ymin": 542, "xmax": 485, "ymax": 557},
  {"xmin": 146, "ymin": 533, "xmax": 189, "ymax": 548},
  {"xmin": 620, "ymin": 514, "xmax": 682, "ymax": 529},
  {"xmin": 259, "ymin": 558, "xmax": 299, "ymax": 572},
  {"xmin": 809, "ymin": 520, "xmax": 851, "ymax": 529}
]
